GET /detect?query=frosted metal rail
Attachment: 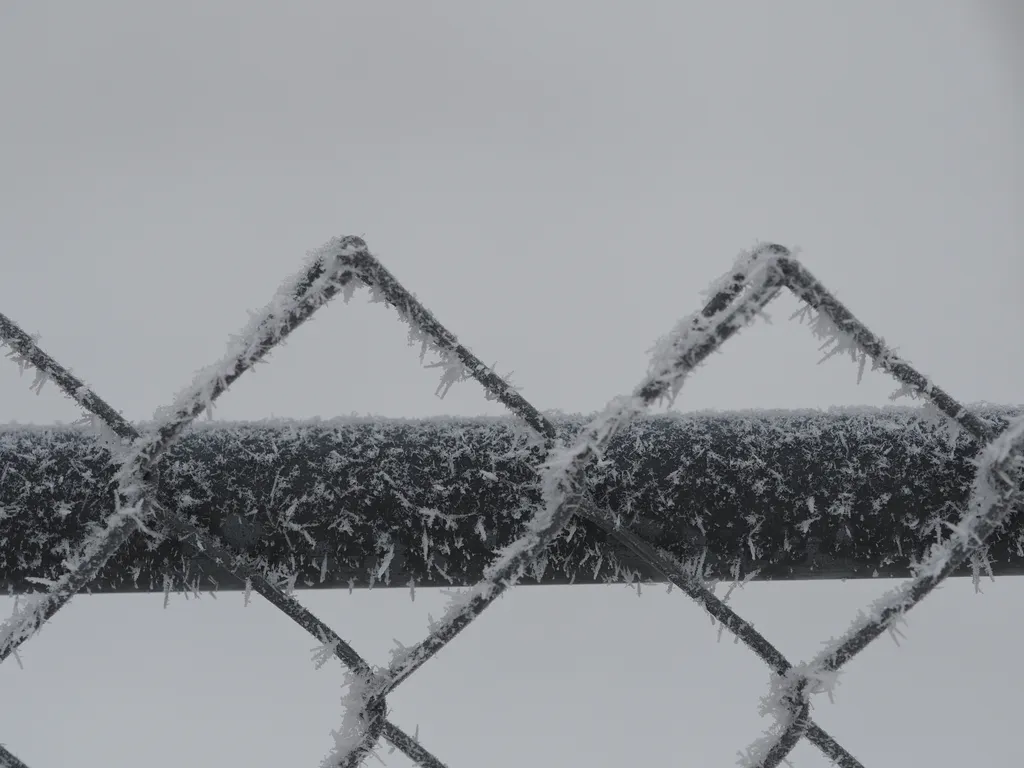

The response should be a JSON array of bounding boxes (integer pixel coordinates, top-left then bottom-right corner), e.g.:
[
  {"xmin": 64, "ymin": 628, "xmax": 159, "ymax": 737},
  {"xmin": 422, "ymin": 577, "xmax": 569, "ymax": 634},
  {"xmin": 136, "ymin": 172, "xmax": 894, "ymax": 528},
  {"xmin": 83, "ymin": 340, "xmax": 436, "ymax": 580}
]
[{"xmin": 0, "ymin": 406, "xmax": 1020, "ymax": 594}]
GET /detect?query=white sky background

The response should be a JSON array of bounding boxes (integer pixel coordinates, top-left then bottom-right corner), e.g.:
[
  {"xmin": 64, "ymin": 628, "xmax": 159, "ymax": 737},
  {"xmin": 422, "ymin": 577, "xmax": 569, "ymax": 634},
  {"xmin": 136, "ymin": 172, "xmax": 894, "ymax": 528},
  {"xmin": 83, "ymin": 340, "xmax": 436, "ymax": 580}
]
[{"xmin": 0, "ymin": 2, "xmax": 1022, "ymax": 766}]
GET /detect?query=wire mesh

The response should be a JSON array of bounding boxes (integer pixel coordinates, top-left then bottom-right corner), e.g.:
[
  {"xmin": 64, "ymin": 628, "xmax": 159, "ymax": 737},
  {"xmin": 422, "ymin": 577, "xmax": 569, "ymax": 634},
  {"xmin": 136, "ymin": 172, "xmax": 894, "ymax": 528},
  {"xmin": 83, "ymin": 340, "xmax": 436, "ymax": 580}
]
[{"xmin": 0, "ymin": 237, "xmax": 1021, "ymax": 768}]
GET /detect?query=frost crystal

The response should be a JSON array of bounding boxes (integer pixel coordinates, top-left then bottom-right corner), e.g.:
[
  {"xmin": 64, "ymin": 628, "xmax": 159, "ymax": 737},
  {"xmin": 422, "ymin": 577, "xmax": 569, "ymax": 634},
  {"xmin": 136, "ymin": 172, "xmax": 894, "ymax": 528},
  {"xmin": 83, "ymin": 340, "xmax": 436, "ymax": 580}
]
[
  {"xmin": 310, "ymin": 629, "xmax": 342, "ymax": 670},
  {"xmin": 323, "ymin": 670, "xmax": 379, "ymax": 768}
]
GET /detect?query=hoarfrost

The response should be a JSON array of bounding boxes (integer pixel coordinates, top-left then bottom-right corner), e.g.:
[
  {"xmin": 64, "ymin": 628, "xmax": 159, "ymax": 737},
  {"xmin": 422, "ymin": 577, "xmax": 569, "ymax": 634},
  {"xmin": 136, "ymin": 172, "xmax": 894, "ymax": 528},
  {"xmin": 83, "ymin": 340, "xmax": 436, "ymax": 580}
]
[
  {"xmin": 0, "ymin": 593, "xmax": 49, "ymax": 661},
  {"xmin": 152, "ymin": 236, "xmax": 365, "ymax": 427},
  {"xmin": 4, "ymin": 235, "xmax": 1019, "ymax": 768},
  {"xmin": 352, "ymin": 252, "xmax": 525, "ymax": 404},
  {"xmin": 381, "ymin": 245, "xmax": 784, "ymax": 697},
  {"xmin": 310, "ymin": 628, "xmax": 342, "ymax": 670},
  {"xmin": 323, "ymin": 670, "xmax": 379, "ymax": 768},
  {"xmin": 28, "ymin": 367, "xmax": 50, "ymax": 395},
  {"xmin": 805, "ymin": 411, "xmax": 1024, "ymax": 694},
  {"xmin": 919, "ymin": 399, "xmax": 964, "ymax": 448},
  {"xmin": 424, "ymin": 353, "xmax": 469, "ymax": 399},
  {"xmin": 2, "ymin": 331, "xmax": 41, "ymax": 376},
  {"xmin": 71, "ymin": 413, "xmax": 131, "ymax": 457},
  {"xmin": 791, "ymin": 303, "xmax": 870, "ymax": 384},
  {"xmin": 647, "ymin": 245, "xmax": 781, "ymax": 406}
]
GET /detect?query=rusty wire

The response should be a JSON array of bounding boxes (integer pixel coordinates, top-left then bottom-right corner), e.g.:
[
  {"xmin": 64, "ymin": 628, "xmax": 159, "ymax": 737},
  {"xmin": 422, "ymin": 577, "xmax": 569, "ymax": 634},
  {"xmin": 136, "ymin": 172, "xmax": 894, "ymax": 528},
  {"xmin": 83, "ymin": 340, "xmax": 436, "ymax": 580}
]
[{"xmin": 0, "ymin": 237, "xmax": 1020, "ymax": 768}]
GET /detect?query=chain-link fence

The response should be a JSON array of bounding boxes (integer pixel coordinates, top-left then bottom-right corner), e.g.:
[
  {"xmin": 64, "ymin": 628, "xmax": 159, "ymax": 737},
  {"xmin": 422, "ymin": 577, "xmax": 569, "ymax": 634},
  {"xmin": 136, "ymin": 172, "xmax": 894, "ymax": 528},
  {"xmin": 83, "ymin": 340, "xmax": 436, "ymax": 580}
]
[{"xmin": 1, "ymin": 237, "xmax": 1021, "ymax": 768}]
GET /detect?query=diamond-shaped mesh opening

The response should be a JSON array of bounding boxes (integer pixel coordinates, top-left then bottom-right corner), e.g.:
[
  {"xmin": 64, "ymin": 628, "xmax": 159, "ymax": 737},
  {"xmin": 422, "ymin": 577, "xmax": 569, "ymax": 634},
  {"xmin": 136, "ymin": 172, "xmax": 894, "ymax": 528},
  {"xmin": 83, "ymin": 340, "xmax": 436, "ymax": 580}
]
[{"xmin": 0, "ymin": 237, "xmax": 1021, "ymax": 768}]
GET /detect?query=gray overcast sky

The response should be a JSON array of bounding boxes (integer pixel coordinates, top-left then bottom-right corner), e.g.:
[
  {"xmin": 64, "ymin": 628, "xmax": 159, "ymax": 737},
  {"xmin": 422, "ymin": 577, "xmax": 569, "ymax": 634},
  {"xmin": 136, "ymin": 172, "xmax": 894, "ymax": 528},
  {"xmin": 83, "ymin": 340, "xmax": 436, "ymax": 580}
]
[{"xmin": 0, "ymin": 2, "xmax": 1022, "ymax": 767}]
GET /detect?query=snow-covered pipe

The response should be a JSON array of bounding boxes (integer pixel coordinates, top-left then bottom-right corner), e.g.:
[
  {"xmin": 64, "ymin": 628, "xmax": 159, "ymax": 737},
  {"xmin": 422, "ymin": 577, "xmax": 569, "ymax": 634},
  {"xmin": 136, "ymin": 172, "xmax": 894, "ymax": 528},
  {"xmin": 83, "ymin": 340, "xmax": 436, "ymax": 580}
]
[{"xmin": 1, "ymin": 405, "xmax": 1020, "ymax": 595}]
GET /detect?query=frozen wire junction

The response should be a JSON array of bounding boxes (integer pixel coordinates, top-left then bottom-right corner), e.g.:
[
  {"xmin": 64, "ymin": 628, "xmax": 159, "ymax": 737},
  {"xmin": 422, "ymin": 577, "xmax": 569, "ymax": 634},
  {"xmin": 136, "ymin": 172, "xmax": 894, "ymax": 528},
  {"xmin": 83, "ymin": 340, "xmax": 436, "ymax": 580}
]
[{"xmin": 0, "ymin": 236, "xmax": 1021, "ymax": 768}]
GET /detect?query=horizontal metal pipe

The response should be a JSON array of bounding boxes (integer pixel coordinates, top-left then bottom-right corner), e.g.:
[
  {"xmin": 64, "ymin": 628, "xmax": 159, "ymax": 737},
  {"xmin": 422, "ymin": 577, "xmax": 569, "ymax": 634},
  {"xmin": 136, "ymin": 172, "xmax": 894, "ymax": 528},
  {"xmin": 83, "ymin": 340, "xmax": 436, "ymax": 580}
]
[{"xmin": 1, "ymin": 406, "xmax": 1020, "ymax": 594}]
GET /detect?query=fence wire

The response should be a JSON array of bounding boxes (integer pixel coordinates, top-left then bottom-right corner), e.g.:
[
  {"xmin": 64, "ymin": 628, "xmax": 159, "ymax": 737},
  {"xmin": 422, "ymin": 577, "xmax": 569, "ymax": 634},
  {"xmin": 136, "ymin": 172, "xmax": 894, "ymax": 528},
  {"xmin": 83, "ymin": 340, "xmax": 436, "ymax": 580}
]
[{"xmin": 0, "ymin": 237, "xmax": 1021, "ymax": 768}]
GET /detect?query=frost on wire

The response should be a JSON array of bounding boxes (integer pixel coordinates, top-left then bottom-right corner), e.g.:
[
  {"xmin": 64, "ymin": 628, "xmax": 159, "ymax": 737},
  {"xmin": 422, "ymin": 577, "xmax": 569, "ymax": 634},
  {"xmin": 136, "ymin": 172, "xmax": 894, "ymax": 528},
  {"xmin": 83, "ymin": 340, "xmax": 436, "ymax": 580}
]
[{"xmin": 2, "ymin": 237, "xmax": 1021, "ymax": 768}]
